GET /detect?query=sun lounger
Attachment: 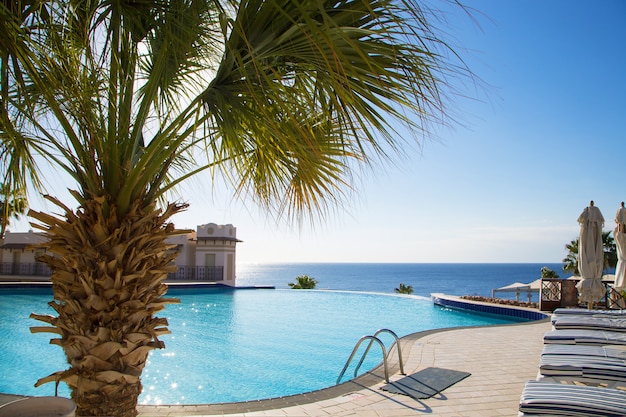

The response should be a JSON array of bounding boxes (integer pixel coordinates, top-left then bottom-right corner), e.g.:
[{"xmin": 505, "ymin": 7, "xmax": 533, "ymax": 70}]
[
  {"xmin": 544, "ymin": 329, "xmax": 626, "ymax": 345},
  {"xmin": 542, "ymin": 344, "xmax": 626, "ymax": 359},
  {"xmin": 538, "ymin": 353, "xmax": 626, "ymax": 385},
  {"xmin": 553, "ymin": 308, "xmax": 626, "ymax": 316},
  {"xmin": 552, "ymin": 316, "xmax": 626, "ymax": 332},
  {"xmin": 519, "ymin": 380, "xmax": 626, "ymax": 416},
  {"xmin": 551, "ymin": 308, "xmax": 626, "ymax": 325}
]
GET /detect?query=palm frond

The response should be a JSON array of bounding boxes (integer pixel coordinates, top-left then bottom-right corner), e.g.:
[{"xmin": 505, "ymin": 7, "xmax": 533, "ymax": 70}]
[{"xmin": 200, "ymin": 0, "xmax": 468, "ymax": 222}]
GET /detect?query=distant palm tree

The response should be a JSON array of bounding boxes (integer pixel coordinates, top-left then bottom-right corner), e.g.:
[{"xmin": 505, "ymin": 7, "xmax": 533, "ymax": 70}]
[
  {"xmin": 541, "ymin": 266, "xmax": 559, "ymax": 278},
  {"xmin": 562, "ymin": 231, "xmax": 617, "ymax": 275},
  {"xmin": 563, "ymin": 238, "xmax": 579, "ymax": 275},
  {"xmin": 395, "ymin": 283, "xmax": 414, "ymax": 294},
  {"xmin": 289, "ymin": 275, "xmax": 318, "ymax": 289},
  {"xmin": 0, "ymin": 185, "xmax": 27, "ymax": 238},
  {"xmin": 603, "ymin": 231, "xmax": 617, "ymax": 271}
]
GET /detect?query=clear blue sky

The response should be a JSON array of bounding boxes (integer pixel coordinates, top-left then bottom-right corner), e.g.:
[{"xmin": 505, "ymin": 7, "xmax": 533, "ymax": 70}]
[{"xmin": 12, "ymin": 0, "xmax": 626, "ymax": 265}]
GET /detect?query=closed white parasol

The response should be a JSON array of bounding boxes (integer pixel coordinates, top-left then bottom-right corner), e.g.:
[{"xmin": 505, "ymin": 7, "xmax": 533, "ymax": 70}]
[
  {"xmin": 576, "ymin": 200, "xmax": 605, "ymax": 308},
  {"xmin": 614, "ymin": 202, "xmax": 626, "ymax": 292}
]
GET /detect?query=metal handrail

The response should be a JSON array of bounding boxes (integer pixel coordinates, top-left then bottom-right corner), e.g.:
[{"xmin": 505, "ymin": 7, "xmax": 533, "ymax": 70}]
[
  {"xmin": 353, "ymin": 328, "xmax": 405, "ymax": 377},
  {"xmin": 337, "ymin": 335, "xmax": 389, "ymax": 384}
]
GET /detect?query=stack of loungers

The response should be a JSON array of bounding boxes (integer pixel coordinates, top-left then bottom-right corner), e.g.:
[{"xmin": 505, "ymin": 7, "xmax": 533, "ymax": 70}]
[{"xmin": 518, "ymin": 308, "xmax": 626, "ymax": 416}]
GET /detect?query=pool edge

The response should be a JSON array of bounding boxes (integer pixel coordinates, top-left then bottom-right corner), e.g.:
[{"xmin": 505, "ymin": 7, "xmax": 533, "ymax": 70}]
[{"xmin": 430, "ymin": 292, "xmax": 549, "ymax": 321}]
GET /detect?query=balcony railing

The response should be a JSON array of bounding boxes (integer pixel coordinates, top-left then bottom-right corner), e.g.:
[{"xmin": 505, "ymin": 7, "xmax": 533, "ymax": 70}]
[
  {"xmin": 0, "ymin": 262, "xmax": 52, "ymax": 277},
  {"xmin": 168, "ymin": 266, "xmax": 224, "ymax": 281},
  {"xmin": 0, "ymin": 263, "xmax": 224, "ymax": 282},
  {"xmin": 539, "ymin": 277, "xmax": 618, "ymax": 312}
]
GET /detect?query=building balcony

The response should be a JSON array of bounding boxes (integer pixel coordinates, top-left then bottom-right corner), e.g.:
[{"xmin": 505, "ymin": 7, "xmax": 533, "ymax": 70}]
[
  {"xmin": 0, "ymin": 262, "xmax": 52, "ymax": 277},
  {"xmin": 0, "ymin": 263, "xmax": 224, "ymax": 282},
  {"xmin": 167, "ymin": 265, "xmax": 224, "ymax": 281}
]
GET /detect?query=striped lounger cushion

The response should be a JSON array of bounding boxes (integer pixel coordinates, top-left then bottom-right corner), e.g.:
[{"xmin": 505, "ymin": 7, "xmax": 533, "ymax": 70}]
[
  {"xmin": 551, "ymin": 309, "xmax": 626, "ymax": 325},
  {"xmin": 553, "ymin": 316, "xmax": 626, "ymax": 332},
  {"xmin": 539, "ymin": 355, "xmax": 626, "ymax": 381},
  {"xmin": 542, "ymin": 344, "xmax": 626, "ymax": 358},
  {"xmin": 552, "ymin": 308, "xmax": 626, "ymax": 316},
  {"xmin": 519, "ymin": 380, "xmax": 626, "ymax": 416},
  {"xmin": 544, "ymin": 329, "xmax": 626, "ymax": 345}
]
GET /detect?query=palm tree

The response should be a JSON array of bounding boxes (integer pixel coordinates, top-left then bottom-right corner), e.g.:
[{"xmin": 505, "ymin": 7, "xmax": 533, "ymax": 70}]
[
  {"xmin": 288, "ymin": 274, "xmax": 318, "ymax": 289},
  {"xmin": 562, "ymin": 231, "xmax": 617, "ymax": 276},
  {"xmin": 603, "ymin": 231, "xmax": 617, "ymax": 271},
  {"xmin": 394, "ymin": 283, "xmax": 414, "ymax": 294},
  {"xmin": 0, "ymin": 184, "xmax": 28, "ymax": 238},
  {"xmin": 563, "ymin": 238, "xmax": 579, "ymax": 275},
  {"xmin": 1, "ymin": 1, "xmax": 474, "ymax": 416},
  {"xmin": 540, "ymin": 266, "xmax": 559, "ymax": 278}
]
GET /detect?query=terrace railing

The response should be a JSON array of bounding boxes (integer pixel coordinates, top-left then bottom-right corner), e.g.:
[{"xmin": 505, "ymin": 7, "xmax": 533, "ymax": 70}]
[
  {"xmin": 540, "ymin": 277, "xmax": 618, "ymax": 312},
  {"xmin": 0, "ymin": 262, "xmax": 52, "ymax": 277},
  {"xmin": 0, "ymin": 262, "xmax": 224, "ymax": 282},
  {"xmin": 167, "ymin": 266, "xmax": 224, "ymax": 281}
]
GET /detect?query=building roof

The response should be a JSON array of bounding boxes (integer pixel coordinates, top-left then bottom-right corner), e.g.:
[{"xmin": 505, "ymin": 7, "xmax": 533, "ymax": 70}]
[{"xmin": 1, "ymin": 232, "xmax": 48, "ymax": 249}]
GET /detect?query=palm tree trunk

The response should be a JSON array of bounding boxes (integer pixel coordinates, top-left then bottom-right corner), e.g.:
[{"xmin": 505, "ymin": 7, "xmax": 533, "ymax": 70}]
[{"xmin": 29, "ymin": 196, "xmax": 186, "ymax": 417}]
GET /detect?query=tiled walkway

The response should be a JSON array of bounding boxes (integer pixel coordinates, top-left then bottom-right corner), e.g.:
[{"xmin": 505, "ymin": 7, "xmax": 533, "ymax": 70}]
[{"xmin": 138, "ymin": 319, "xmax": 552, "ymax": 417}]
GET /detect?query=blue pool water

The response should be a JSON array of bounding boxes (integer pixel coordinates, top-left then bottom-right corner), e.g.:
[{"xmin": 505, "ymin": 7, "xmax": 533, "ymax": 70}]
[{"xmin": 0, "ymin": 286, "xmax": 522, "ymax": 404}]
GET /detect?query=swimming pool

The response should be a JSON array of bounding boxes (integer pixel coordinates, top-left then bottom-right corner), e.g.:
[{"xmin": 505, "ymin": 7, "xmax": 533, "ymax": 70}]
[{"xmin": 0, "ymin": 287, "xmax": 522, "ymax": 404}]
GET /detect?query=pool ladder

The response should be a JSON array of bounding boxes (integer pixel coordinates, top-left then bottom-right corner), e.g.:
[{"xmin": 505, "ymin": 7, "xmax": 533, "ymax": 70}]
[{"xmin": 337, "ymin": 328, "xmax": 405, "ymax": 384}]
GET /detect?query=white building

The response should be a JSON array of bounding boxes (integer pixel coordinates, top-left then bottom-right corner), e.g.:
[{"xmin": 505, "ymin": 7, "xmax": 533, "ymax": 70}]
[
  {"xmin": 0, "ymin": 231, "xmax": 50, "ymax": 276},
  {"xmin": 0, "ymin": 223, "xmax": 241, "ymax": 285}
]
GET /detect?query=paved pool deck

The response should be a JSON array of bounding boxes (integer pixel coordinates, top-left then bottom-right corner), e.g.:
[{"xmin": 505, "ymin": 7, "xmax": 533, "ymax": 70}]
[{"xmin": 138, "ymin": 317, "xmax": 552, "ymax": 417}]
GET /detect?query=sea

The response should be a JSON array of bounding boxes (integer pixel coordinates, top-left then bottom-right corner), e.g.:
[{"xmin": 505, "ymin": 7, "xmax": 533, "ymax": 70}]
[{"xmin": 235, "ymin": 262, "xmax": 572, "ymax": 303}]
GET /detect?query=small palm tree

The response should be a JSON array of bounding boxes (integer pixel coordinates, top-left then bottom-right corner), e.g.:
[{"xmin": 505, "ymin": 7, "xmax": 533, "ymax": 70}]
[
  {"xmin": 395, "ymin": 283, "xmax": 414, "ymax": 294},
  {"xmin": 541, "ymin": 266, "xmax": 559, "ymax": 278},
  {"xmin": 288, "ymin": 275, "xmax": 318, "ymax": 289},
  {"xmin": 0, "ymin": 184, "xmax": 28, "ymax": 238},
  {"xmin": 603, "ymin": 231, "xmax": 617, "ymax": 271},
  {"xmin": 563, "ymin": 238, "xmax": 579, "ymax": 275},
  {"xmin": 562, "ymin": 231, "xmax": 617, "ymax": 276}
]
